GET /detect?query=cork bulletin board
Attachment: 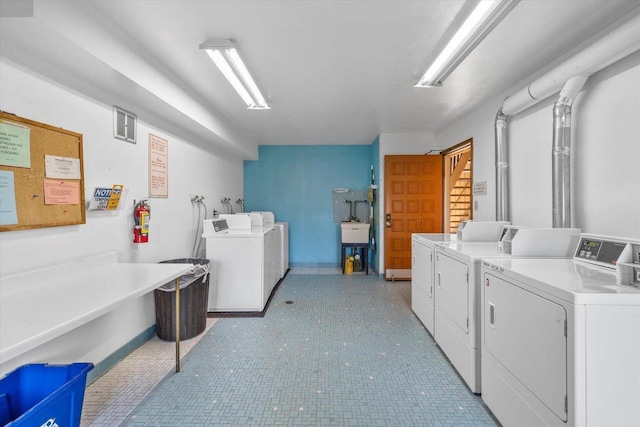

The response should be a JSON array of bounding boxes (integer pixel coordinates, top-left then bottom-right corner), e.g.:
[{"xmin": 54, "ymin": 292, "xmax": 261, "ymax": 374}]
[{"xmin": 0, "ymin": 112, "xmax": 85, "ymax": 231}]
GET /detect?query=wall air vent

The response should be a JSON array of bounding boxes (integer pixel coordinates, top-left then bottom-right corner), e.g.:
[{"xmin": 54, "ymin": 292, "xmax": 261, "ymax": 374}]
[{"xmin": 113, "ymin": 106, "xmax": 136, "ymax": 143}]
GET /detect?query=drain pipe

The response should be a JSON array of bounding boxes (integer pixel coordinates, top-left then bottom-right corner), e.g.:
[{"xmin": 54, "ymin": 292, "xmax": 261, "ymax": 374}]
[
  {"xmin": 495, "ymin": 109, "xmax": 509, "ymax": 221},
  {"xmin": 552, "ymin": 75, "xmax": 588, "ymax": 228},
  {"xmin": 494, "ymin": 12, "xmax": 640, "ymax": 222}
]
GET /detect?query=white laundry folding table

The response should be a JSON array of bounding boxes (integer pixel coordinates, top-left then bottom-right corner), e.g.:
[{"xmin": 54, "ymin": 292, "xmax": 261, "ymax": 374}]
[{"xmin": 0, "ymin": 252, "xmax": 192, "ymax": 373}]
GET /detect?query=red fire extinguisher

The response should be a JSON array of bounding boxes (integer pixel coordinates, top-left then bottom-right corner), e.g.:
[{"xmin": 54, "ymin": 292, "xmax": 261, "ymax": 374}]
[{"xmin": 133, "ymin": 199, "xmax": 150, "ymax": 243}]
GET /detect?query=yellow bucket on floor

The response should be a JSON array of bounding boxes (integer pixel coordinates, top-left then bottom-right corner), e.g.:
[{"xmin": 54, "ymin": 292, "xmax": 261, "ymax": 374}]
[{"xmin": 345, "ymin": 256, "xmax": 354, "ymax": 274}]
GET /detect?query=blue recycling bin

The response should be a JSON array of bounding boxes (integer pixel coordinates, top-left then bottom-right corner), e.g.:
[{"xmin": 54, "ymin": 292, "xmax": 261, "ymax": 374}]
[{"xmin": 0, "ymin": 363, "xmax": 93, "ymax": 427}]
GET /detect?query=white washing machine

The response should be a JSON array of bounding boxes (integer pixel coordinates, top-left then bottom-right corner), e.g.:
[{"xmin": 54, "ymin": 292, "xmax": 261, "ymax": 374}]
[
  {"xmin": 481, "ymin": 235, "xmax": 640, "ymax": 427},
  {"xmin": 433, "ymin": 228, "xmax": 580, "ymax": 393},
  {"xmin": 412, "ymin": 233, "xmax": 457, "ymax": 336},
  {"xmin": 275, "ymin": 222, "xmax": 289, "ymax": 277},
  {"xmin": 251, "ymin": 212, "xmax": 289, "ymax": 278},
  {"xmin": 203, "ymin": 215, "xmax": 282, "ymax": 312}
]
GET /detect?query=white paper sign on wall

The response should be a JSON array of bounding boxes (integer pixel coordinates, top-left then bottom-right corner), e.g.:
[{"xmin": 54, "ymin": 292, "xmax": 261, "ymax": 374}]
[
  {"xmin": 149, "ymin": 134, "xmax": 168, "ymax": 198},
  {"xmin": 473, "ymin": 181, "xmax": 487, "ymax": 196}
]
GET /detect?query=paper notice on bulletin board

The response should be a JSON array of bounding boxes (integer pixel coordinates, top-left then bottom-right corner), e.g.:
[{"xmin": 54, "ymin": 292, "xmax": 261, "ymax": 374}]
[
  {"xmin": 0, "ymin": 170, "xmax": 18, "ymax": 225},
  {"xmin": 43, "ymin": 179, "xmax": 81, "ymax": 205},
  {"xmin": 45, "ymin": 154, "xmax": 81, "ymax": 179},
  {"xmin": 149, "ymin": 133, "xmax": 168, "ymax": 198},
  {"xmin": 0, "ymin": 121, "xmax": 31, "ymax": 168}
]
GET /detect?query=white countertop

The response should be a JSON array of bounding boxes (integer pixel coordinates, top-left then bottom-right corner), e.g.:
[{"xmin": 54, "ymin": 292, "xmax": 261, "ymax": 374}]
[{"xmin": 0, "ymin": 252, "xmax": 192, "ymax": 364}]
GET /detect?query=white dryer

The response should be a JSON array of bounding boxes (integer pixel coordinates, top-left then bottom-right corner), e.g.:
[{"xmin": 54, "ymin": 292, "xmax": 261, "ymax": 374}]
[
  {"xmin": 433, "ymin": 228, "xmax": 580, "ymax": 393},
  {"xmin": 411, "ymin": 233, "xmax": 457, "ymax": 335},
  {"xmin": 481, "ymin": 235, "xmax": 640, "ymax": 427}
]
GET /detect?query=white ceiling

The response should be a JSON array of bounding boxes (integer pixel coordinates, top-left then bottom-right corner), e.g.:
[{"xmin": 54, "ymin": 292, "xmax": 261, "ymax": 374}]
[{"xmin": 1, "ymin": 0, "xmax": 638, "ymax": 159}]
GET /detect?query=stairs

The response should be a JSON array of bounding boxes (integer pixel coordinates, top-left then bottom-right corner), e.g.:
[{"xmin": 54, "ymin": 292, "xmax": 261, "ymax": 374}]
[{"xmin": 448, "ymin": 155, "xmax": 472, "ymax": 233}]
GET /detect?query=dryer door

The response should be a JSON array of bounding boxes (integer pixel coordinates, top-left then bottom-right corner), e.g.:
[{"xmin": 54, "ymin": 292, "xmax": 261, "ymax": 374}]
[
  {"xmin": 484, "ymin": 273, "xmax": 568, "ymax": 422},
  {"xmin": 435, "ymin": 252, "xmax": 469, "ymax": 334},
  {"xmin": 412, "ymin": 240, "xmax": 433, "ymax": 298}
]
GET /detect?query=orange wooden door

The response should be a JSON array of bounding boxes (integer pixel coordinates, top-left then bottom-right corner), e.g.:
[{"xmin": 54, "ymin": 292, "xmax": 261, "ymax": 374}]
[{"xmin": 384, "ymin": 155, "xmax": 443, "ymax": 280}]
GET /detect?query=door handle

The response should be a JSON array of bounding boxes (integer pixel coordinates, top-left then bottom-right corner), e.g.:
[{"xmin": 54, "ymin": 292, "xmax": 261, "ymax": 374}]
[
  {"xmin": 488, "ymin": 302, "xmax": 496, "ymax": 328},
  {"xmin": 437, "ymin": 272, "xmax": 441, "ymax": 288},
  {"xmin": 385, "ymin": 213, "xmax": 391, "ymax": 228}
]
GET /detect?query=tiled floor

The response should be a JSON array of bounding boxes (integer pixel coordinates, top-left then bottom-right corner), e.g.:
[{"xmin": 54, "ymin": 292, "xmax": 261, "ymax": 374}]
[
  {"xmin": 288, "ymin": 267, "xmax": 343, "ymax": 274},
  {"xmin": 289, "ymin": 267, "xmax": 371, "ymax": 275},
  {"xmin": 81, "ymin": 318, "xmax": 217, "ymax": 426},
  {"xmin": 96, "ymin": 273, "xmax": 498, "ymax": 426}
]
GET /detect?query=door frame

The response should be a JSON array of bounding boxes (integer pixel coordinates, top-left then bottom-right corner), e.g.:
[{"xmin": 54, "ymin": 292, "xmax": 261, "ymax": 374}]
[{"xmin": 441, "ymin": 139, "xmax": 473, "ymax": 233}]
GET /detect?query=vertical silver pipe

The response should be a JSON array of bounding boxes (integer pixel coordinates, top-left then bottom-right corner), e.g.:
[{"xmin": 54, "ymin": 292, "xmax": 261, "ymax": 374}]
[
  {"xmin": 495, "ymin": 109, "xmax": 509, "ymax": 221},
  {"xmin": 496, "ymin": 13, "xmax": 638, "ymax": 227},
  {"xmin": 552, "ymin": 75, "xmax": 588, "ymax": 228}
]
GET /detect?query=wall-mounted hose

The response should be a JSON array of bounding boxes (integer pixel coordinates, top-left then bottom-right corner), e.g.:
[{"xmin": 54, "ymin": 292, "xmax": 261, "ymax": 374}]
[
  {"xmin": 191, "ymin": 195, "xmax": 207, "ymax": 258},
  {"xmin": 221, "ymin": 197, "xmax": 234, "ymax": 214}
]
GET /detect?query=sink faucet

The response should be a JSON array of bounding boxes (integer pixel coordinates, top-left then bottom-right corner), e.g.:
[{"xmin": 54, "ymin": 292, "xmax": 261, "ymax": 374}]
[
  {"xmin": 354, "ymin": 200, "xmax": 368, "ymax": 221},
  {"xmin": 344, "ymin": 200, "xmax": 355, "ymax": 221}
]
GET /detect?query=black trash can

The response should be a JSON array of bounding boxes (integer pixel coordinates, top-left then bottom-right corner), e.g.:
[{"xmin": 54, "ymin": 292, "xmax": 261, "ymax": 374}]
[{"xmin": 154, "ymin": 258, "xmax": 210, "ymax": 341}]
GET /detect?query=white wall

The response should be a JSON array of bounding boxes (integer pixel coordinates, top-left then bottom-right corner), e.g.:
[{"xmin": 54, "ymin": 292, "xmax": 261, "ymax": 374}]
[
  {"xmin": 437, "ymin": 52, "xmax": 640, "ymax": 239},
  {"xmin": 0, "ymin": 60, "xmax": 243, "ymax": 375},
  {"xmin": 377, "ymin": 132, "xmax": 440, "ymax": 274}
]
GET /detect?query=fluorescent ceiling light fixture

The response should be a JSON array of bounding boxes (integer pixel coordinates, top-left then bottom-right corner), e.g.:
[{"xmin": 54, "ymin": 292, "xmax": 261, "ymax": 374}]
[
  {"xmin": 415, "ymin": 0, "xmax": 517, "ymax": 88},
  {"xmin": 200, "ymin": 39, "xmax": 270, "ymax": 109}
]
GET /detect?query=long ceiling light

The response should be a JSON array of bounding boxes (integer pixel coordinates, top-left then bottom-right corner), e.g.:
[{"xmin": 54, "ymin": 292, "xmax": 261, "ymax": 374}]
[
  {"xmin": 415, "ymin": 0, "xmax": 518, "ymax": 88},
  {"xmin": 199, "ymin": 39, "xmax": 270, "ymax": 109}
]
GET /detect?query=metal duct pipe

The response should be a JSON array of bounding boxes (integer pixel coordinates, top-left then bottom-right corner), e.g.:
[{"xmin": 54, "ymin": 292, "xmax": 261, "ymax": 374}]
[
  {"xmin": 494, "ymin": 11, "xmax": 640, "ymax": 221},
  {"xmin": 495, "ymin": 109, "xmax": 509, "ymax": 221},
  {"xmin": 552, "ymin": 75, "xmax": 588, "ymax": 228},
  {"xmin": 502, "ymin": 12, "xmax": 640, "ymax": 116}
]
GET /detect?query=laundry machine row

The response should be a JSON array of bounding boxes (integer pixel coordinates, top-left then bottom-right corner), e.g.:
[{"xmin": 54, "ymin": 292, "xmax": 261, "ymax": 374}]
[
  {"xmin": 432, "ymin": 227, "xmax": 580, "ymax": 394},
  {"xmin": 411, "ymin": 221, "xmax": 510, "ymax": 337},
  {"xmin": 203, "ymin": 212, "xmax": 288, "ymax": 312}
]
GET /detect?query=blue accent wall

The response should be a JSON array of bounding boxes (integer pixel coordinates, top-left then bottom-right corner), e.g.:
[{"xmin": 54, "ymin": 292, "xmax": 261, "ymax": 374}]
[{"xmin": 244, "ymin": 145, "xmax": 373, "ymax": 267}]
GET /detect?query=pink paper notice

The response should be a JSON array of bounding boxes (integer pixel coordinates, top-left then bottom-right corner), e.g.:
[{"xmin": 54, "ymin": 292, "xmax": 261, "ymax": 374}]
[{"xmin": 44, "ymin": 179, "xmax": 81, "ymax": 205}]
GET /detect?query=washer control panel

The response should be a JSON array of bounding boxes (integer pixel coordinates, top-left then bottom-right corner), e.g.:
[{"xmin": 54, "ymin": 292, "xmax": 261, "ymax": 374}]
[
  {"xmin": 212, "ymin": 219, "xmax": 229, "ymax": 233},
  {"xmin": 575, "ymin": 237, "xmax": 626, "ymax": 266}
]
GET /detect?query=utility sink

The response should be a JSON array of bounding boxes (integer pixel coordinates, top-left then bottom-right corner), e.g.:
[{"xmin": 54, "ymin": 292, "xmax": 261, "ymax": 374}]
[{"xmin": 341, "ymin": 222, "xmax": 370, "ymax": 244}]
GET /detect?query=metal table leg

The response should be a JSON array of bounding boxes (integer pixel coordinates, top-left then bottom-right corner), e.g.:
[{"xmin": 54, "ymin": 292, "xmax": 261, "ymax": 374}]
[{"xmin": 175, "ymin": 276, "xmax": 181, "ymax": 372}]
